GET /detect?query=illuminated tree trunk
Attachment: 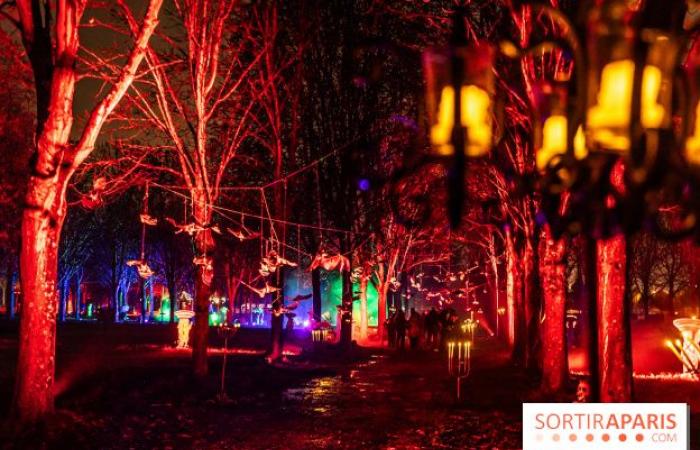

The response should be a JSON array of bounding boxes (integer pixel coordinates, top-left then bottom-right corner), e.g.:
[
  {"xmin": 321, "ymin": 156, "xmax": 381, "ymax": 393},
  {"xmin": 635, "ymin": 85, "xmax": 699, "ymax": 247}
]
[
  {"xmin": 11, "ymin": 0, "xmax": 162, "ymax": 422},
  {"xmin": 506, "ymin": 232, "xmax": 528, "ymax": 366},
  {"xmin": 139, "ymin": 279, "xmax": 147, "ymax": 324},
  {"xmin": 5, "ymin": 267, "xmax": 16, "ymax": 319},
  {"xmin": 10, "ymin": 272, "xmax": 17, "ymax": 319},
  {"xmin": 339, "ymin": 267, "xmax": 353, "ymax": 348},
  {"xmin": 15, "ymin": 175, "xmax": 67, "ymax": 422},
  {"xmin": 75, "ymin": 270, "xmax": 83, "ymax": 320},
  {"xmin": 59, "ymin": 278, "xmax": 68, "ymax": 322},
  {"xmin": 312, "ymin": 267, "xmax": 322, "ymax": 322},
  {"xmin": 191, "ymin": 201, "xmax": 213, "ymax": 377},
  {"xmin": 166, "ymin": 269, "xmax": 177, "ymax": 324},
  {"xmin": 148, "ymin": 282, "xmax": 154, "ymax": 319},
  {"xmin": 269, "ymin": 268, "xmax": 285, "ymax": 361},
  {"xmin": 359, "ymin": 275, "xmax": 368, "ymax": 340},
  {"xmin": 539, "ymin": 227, "xmax": 568, "ymax": 394},
  {"xmin": 523, "ymin": 235, "xmax": 541, "ymax": 371},
  {"xmin": 597, "ymin": 235, "xmax": 632, "ymax": 402},
  {"xmin": 377, "ymin": 281, "xmax": 389, "ymax": 345},
  {"xmin": 376, "ymin": 249, "xmax": 398, "ymax": 346},
  {"xmin": 488, "ymin": 234, "xmax": 500, "ymax": 337},
  {"xmin": 506, "ymin": 231, "xmax": 518, "ymax": 348}
]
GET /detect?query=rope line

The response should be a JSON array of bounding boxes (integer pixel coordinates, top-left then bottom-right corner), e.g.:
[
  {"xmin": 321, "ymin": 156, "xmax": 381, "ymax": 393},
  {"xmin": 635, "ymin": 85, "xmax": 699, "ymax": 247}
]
[{"xmin": 152, "ymin": 182, "xmax": 354, "ymax": 234}]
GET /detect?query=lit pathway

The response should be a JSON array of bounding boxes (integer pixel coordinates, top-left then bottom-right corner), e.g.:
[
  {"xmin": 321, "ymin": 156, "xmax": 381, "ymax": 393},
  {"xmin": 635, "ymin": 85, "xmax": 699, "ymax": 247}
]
[{"xmin": 219, "ymin": 342, "xmax": 525, "ymax": 449}]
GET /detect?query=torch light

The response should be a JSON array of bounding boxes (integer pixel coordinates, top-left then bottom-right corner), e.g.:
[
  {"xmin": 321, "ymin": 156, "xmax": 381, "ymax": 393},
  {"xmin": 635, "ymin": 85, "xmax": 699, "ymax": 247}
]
[
  {"xmin": 447, "ymin": 340, "xmax": 472, "ymax": 400},
  {"xmin": 217, "ymin": 321, "xmax": 240, "ymax": 401},
  {"xmin": 665, "ymin": 339, "xmax": 699, "ymax": 375}
]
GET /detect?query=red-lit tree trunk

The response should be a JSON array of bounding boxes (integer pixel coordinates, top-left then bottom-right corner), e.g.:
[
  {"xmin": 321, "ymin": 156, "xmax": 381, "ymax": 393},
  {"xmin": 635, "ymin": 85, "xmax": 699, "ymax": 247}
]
[
  {"xmin": 191, "ymin": 194, "xmax": 213, "ymax": 377},
  {"xmin": 339, "ymin": 265, "xmax": 353, "ymax": 349},
  {"xmin": 375, "ymin": 248, "xmax": 398, "ymax": 345},
  {"xmin": 11, "ymin": 0, "xmax": 162, "ymax": 422},
  {"xmin": 597, "ymin": 235, "xmax": 632, "ymax": 402},
  {"xmin": 312, "ymin": 267, "xmax": 322, "ymax": 322},
  {"xmin": 358, "ymin": 273, "xmax": 369, "ymax": 341},
  {"xmin": 505, "ymin": 229, "xmax": 518, "ymax": 348},
  {"xmin": 487, "ymin": 233, "xmax": 501, "ymax": 337},
  {"xmin": 268, "ymin": 267, "xmax": 286, "ymax": 361},
  {"xmin": 506, "ymin": 227, "xmax": 530, "ymax": 367},
  {"xmin": 377, "ymin": 281, "xmax": 390, "ymax": 344},
  {"xmin": 539, "ymin": 226, "xmax": 568, "ymax": 394},
  {"xmin": 523, "ymin": 232, "xmax": 541, "ymax": 372},
  {"xmin": 15, "ymin": 178, "xmax": 67, "ymax": 422}
]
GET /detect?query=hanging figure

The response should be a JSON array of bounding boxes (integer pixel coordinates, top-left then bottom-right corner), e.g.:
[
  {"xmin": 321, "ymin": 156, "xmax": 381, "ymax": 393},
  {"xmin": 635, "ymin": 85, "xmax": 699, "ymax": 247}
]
[
  {"xmin": 226, "ymin": 227, "xmax": 261, "ymax": 241},
  {"xmin": 193, "ymin": 256, "xmax": 214, "ymax": 286},
  {"xmin": 80, "ymin": 176, "xmax": 108, "ymax": 209},
  {"xmin": 308, "ymin": 248, "xmax": 351, "ymax": 272},
  {"xmin": 127, "ymin": 183, "xmax": 156, "ymax": 280},
  {"xmin": 165, "ymin": 218, "xmax": 221, "ymax": 236},
  {"xmin": 259, "ymin": 249, "xmax": 298, "ymax": 277},
  {"xmin": 126, "ymin": 259, "xmax": 155, "ymax": 279},
  {"xmin": 249, "ymin": 282, "xmax": 280, "ymax": 298},
  {"xmin": 193, "ymin": 255, "xmax": 214, "ymax": 286},
  {"xmin": 268, "ymin": 293, "xmax": 313, "ymax": 316},
  {"xmin": 139, "ymin": 213, "xmax": 158, "ymax": 226}
]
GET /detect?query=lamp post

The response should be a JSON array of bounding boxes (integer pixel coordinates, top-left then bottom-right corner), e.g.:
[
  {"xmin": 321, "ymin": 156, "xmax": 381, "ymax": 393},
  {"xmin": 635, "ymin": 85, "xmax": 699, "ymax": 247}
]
[{"xmin": 423, "ymin": 9, "xmax": 494, "ymax": 228}]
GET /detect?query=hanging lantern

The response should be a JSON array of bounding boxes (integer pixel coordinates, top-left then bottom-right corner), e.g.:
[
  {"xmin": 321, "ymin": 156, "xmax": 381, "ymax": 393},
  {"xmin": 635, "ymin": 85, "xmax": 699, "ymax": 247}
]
[
  {"xmin": 533, "ymin": 80, "xmax": 570, "ymax": 172},
  {"xmin": 585, "ymin": 2, "xmax": 677, "ymax": 159},
  {"xmin": 684, "ymin": 40, "xmax": 700, "ymax": 168},
  {"xmin": 423, "ymin": 42, "xmax": 494, "ymax": 158},
  {"xmin": 422, "ymin": 10, "xmax": 495, "ymax": 228},
  {"xmin": 585, "ymin": 1, "xmax": 637, "ymax": 154}
]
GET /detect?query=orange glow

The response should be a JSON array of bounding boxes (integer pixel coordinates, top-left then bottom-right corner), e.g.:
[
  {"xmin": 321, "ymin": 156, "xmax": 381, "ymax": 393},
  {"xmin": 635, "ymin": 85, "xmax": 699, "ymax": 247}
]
[
  {"xmin": 536, "ymin": 115, "xmax": 567, "ymax": 171},
  {"xmin": 573, "ymin": 125, "xmax": 587, "ymax": 160},
  {"xmin": 640, "ymin": 65, "xmax": 664, "ymax": 128},
  {"xmin": 587, "ymin": 60, "xmax": 665, "ymax": 152},
  {"xmin": 430, "ymin": 85, "xmax": 492, "ymax": 157},
  {"xmin": 587, "ymin": 59, "xmax": 634, "ymax": 152},
  {"xmin": 685, "ymin": 102, "xmax": 700, "ymax": 166}
]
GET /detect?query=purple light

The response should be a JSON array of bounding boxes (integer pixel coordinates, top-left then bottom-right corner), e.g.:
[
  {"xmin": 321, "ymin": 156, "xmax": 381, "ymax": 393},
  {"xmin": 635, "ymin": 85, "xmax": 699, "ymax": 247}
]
[{"xmin": 358, "ymin": 178, "xmax": 370, "ymax": 191}]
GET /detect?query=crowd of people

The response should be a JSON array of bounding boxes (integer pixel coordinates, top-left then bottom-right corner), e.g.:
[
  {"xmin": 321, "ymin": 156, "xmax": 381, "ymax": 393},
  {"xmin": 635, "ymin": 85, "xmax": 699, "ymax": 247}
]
[{"xmin": 385, "ymin": 307, "xmax": 466, "ymax": 351}]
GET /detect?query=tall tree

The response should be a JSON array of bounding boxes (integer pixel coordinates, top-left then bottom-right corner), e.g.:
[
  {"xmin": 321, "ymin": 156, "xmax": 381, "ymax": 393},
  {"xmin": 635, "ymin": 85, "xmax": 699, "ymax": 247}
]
[
  {"xmin": 629, "ymin": 231, "xmax": 662, "ymax": 319},
  {"xmin": 656, "ymin": 240, "xmax": 690, "ymax": 316},
  {"xmin": 120, "ymin": 0, "xmax": 276, "ymax": 376},
  {"xmin": 2, "ymin": 0, "xmax": 163, "ymax": 422}
]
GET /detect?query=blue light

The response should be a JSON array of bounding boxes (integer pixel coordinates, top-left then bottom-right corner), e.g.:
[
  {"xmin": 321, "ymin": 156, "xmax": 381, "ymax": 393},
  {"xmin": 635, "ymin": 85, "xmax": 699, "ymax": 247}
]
[{"xmin": 358, "ymin": 178, "xmax": 370, "ymax": 191}]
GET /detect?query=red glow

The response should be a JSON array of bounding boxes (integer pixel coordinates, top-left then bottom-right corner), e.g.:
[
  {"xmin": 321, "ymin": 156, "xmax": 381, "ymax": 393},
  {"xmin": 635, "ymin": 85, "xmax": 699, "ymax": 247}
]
[{"xmin": 597, "ymin": 235, "xmax": 632, "ymax": 402}]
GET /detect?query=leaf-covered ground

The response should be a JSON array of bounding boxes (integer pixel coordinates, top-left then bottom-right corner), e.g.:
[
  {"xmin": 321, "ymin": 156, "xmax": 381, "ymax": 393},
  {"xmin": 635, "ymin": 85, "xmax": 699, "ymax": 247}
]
[{"xmin": 0, "ymin": 322, "xmax": 697, "ymax": 449}]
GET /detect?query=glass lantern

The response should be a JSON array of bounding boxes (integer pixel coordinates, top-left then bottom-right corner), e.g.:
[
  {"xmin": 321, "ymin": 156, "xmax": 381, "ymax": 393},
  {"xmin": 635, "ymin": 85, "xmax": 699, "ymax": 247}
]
[
  {"xmin": 585, "ymin": 2, "xmax": 677, "ymax": 155},
  {"xmin": 684, "ymin": 39, "xmax": 700, "ymax": 168},
  {"xmin": 585, "ymin": 1, "xmax": 636, "ymax": 154},
  {"xmin": 532, "ymin": 80, "xmax": 569, "ymax": 172},
  {"xmin": 423, "ymin": 43, "xmax": 494, "ymax": 158}
]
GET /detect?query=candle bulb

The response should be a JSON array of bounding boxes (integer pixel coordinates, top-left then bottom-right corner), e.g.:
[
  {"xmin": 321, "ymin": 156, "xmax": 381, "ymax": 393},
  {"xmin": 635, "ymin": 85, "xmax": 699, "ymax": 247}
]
[
  {"xmin": 536, "ymin": 115, "xmax": 567, "ymax": 171},
  {"xmin": 641, "ymin": 65, "xmax": 664, "ymax": 128},
  {"xmin": 685, "ymin": 102, "xmax": 700, "ymax": 166},
  {"xmin": 430, "ymin": 85, "xmax": 492, "ymax": 157},
  {"xmin": 666, "ymin": 340, "xmax": 693, "ymax": 372}
]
